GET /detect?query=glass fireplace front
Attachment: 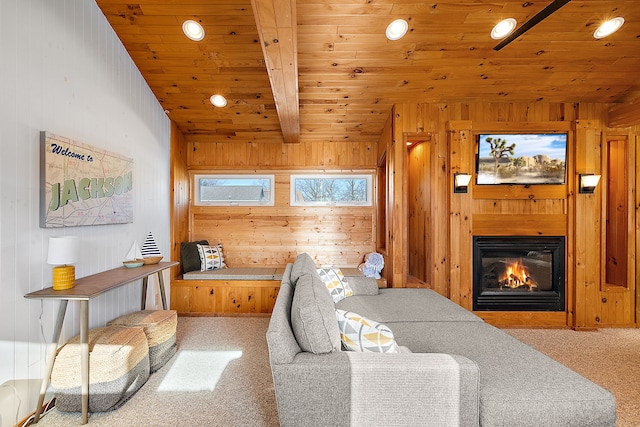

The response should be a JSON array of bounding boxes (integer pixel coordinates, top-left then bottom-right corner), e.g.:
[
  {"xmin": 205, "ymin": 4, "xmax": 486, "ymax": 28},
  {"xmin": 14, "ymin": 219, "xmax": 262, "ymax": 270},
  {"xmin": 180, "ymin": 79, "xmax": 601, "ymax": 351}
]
[{"xmin": 473, "ymin": 236, "xmax": 565, "ymax": 311}]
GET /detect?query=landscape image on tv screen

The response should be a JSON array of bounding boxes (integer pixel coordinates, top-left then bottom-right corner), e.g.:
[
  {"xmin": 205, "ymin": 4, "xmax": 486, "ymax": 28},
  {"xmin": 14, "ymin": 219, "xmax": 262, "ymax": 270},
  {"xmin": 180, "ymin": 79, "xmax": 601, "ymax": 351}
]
[{"xmin": 476, "ymin": 133, "xmax": 567, "ymax": 185}]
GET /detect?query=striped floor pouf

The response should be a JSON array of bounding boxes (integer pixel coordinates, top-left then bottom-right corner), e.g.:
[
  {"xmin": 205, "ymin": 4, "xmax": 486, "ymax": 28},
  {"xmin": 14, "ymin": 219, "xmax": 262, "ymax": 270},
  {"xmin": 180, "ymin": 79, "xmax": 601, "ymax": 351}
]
[
  {"xmin": 108, "ymin": 310, "xmax": 177, "ymax": 372},
  {"xmin": 51, "ymin": 325, "xmax": 150, "ymax": 412}
]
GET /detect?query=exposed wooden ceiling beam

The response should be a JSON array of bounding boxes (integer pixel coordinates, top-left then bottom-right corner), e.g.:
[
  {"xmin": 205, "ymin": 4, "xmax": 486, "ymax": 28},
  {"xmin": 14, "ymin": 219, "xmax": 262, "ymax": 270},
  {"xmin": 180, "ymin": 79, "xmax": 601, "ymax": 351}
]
[
  {"xmin": 493, "ymin": 0, "xmax": 571, "ymax": 51},
  {"xmin": 608, "ymin": 103, "xmax": 640, "ymax": 128},
  {"xmin": 251, "ymin": 0, "xmax": 300, "ymax": 143}
]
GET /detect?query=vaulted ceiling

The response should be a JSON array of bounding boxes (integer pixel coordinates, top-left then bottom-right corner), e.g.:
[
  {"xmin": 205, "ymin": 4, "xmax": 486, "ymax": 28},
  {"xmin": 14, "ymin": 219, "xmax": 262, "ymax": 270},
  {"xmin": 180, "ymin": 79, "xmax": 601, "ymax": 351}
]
[{"xmin": 95, "ymin": 1, "xmax": 640, "ymax": 145}]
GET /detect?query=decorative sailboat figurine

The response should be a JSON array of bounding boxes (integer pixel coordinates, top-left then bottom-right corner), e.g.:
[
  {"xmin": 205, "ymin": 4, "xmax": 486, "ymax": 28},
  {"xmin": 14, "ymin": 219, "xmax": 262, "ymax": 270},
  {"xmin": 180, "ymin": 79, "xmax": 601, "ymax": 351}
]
[
  {"xmin": 123, "ymin": 240, "xmax": 144, "ymax": 268},
  {"xmin": 140, "ymin": 232, "xmax": 163, "ymax": 264}
]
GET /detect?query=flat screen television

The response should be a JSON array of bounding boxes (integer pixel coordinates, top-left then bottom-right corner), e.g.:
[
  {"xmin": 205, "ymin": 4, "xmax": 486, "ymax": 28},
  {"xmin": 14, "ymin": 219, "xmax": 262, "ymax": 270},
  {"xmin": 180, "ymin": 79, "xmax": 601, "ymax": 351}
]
[{"xmin": 476, "ymin": 133, "xmax": 567, "ymax": 185}]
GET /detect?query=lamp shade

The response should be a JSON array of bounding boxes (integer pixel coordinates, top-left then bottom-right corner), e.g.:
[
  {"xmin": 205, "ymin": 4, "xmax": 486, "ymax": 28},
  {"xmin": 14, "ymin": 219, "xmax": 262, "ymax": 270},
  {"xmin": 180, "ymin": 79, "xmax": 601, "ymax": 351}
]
[
  {"xmin": 454, "ymin": 173, "xmax": 473, "ymax": 193},
  {"xmin": 579, "ymin": 174, "xmax": 601, "ymax": 194},
  {"xmin": 47, "ymin": 236, "xmax": 80, "ymax": 265},
  {"xmin": 455, "ymin": 173, "xmax": 472, "ymax": 188}
]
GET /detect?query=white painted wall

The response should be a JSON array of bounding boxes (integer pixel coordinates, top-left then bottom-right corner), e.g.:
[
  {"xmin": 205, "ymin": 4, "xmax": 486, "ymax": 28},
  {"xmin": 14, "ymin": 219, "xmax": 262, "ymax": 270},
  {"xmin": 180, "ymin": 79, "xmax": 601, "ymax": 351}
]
[{"xmin": 0, "ymin": 0, "xmax": 171, "ymax": 424}]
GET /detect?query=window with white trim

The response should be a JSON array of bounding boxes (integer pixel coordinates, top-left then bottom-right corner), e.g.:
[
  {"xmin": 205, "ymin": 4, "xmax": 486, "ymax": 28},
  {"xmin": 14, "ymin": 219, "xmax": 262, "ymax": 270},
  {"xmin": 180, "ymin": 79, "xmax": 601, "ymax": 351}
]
[
  {"xmin": 290, "ymin": 174, "xmax": 372, "ymax": 206},
  {"xmin": 194, "ymin": 174, "xmax": 274, "ymax": 206}
]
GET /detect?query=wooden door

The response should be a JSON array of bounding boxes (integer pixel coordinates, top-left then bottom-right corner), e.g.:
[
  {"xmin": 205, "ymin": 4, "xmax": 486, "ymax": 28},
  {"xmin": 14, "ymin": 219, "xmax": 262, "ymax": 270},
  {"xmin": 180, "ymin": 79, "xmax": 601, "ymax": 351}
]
[
  {"xmin": 604, "ymin": 138, "xmax": 629, "ymax": 288},
  {"xmin": 407, "ymin": 138, "xmax": 431, "ymax": 285},
  {"xmin": 599, "ymin": 135, "xmax": 636, "ymax": 327}
]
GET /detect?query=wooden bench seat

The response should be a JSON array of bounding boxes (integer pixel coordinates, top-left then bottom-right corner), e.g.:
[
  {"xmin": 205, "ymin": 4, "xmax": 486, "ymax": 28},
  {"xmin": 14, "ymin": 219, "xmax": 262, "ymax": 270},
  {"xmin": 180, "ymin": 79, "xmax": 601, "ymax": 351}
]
[
  {"xmin": 170, "ymin": 266, "xmax": 384, "ymax": 316},
  {"xmin": 170, "ymin": 267, "xmax": 285, "ymax": 316}
]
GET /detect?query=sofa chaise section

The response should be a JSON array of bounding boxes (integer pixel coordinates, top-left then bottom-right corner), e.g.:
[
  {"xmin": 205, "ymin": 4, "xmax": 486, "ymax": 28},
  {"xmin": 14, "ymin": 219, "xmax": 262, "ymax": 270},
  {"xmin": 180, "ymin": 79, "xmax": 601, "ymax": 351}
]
[
  {"xmin": 266, "ymin": 254, "xmax": 617, "ymax": 427},
  {"xmin": 336, "ymin": 288, "xmax": 616, "ymax": 426},
  {"xmin": 389, "ymin": 321, "xmax": 616, "ymax": 427}
]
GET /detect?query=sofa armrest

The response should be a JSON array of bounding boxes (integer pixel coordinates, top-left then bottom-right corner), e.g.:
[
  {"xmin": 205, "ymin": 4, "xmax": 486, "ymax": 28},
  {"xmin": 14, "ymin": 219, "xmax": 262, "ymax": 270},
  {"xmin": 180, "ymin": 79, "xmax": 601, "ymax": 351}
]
[
  {"xmin": 271, "ymin": 352, "xmax": 352, "ymax": 427},
  {"xmin": 347, "ymin": 276, "xmax": 379, "ymax": 295},
  {"xmin": 346, "ymin": 352, "xmax": 480, "ymax": 427}
]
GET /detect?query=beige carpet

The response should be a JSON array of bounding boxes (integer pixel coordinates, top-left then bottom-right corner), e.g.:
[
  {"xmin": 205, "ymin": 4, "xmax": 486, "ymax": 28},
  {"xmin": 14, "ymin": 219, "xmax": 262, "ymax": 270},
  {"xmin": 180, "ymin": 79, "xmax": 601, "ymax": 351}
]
[
  {"xmin": 35, "ymin": 317, "xmax": 279, "ymax": 427},
  {"xmin": 506, "ymin": 328, "xmax": 640, "ymax": 427},
  {"xmin": 35, "ymin": 318, "xmax": 639, "ymax": 426}
]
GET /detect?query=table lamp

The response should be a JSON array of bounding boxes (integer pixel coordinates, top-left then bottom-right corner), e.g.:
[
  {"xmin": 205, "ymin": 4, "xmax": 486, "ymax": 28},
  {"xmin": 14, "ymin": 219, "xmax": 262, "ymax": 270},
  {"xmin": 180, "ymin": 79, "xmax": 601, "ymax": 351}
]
[{"xmin": 47, "ymin": 236, "xmax": 80, "ymax": 290}]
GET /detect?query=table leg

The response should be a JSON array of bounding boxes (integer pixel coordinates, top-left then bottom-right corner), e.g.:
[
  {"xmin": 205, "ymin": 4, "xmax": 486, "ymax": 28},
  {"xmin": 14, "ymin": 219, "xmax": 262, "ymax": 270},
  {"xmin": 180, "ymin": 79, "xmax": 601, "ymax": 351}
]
[
  {"xmin": 157, "ymin": 271, "xmax": 167, "ymax": 310},
  {"xmin": 141, "ymin": 277, "xmax": 148, "ymax": 310},
  {"xmin": 33, "ymin": 300, "xmax": 68, "ymax": 423},
  {"xmin": 80, "ymin": 300, "xmax": 89, "ymax": 424}
]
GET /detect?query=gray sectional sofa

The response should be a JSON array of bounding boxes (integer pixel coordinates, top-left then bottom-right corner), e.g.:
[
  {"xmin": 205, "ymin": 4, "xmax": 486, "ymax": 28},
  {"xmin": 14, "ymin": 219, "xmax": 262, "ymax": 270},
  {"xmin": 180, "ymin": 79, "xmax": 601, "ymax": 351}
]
[{"xmin": 266, "ymin": 253, "xmax": 617, "ymax": 427}]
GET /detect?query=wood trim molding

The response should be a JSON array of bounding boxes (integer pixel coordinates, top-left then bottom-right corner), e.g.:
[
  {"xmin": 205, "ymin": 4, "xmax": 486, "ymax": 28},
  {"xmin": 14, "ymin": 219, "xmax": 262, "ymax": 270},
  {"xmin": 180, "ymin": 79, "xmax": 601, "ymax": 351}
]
[
  {"xmin": 473, "ymin": 214, "xmax": 567, "ymax": 236},
  {"xmin": 470, "ymin": 121, "xmax": 572, "ymax": 132},
  {"xmin": 473, "ymin": 185, "xmax": 567, "ymax": 200}
]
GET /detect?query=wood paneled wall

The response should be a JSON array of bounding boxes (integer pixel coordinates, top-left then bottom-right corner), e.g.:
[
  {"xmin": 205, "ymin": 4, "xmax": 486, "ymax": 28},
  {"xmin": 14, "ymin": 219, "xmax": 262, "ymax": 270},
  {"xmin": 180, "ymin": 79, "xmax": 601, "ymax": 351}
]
[
  {"xmin": 188, "ymin": 171, "xmax": 375, "ymax": 267},
  {"xmin": 185, "ymin": 139, "xmax": 378, "ymax": 267},
  {"xmin": 188, "ymin": 140, "xmax": 376, "ymax": 169},
  {"xmin": 381, "ymin": 102, "xmax": 638, "ymax": 328},
  {"xmin": 170, "ymin": 139, "xmax": 378, "ymax": 315},
  {"xmin": 171, "ymin": 102, "xmax": 637, "ymax": 326},
  {"xmin": 170, "ymin": 121, "xmax": 190, "ymax": 280}
]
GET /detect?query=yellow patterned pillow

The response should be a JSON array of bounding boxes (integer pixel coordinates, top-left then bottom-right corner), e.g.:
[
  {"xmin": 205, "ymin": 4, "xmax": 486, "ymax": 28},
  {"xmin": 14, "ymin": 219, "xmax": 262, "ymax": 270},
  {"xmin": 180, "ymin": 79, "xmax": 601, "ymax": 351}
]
[
  {"xmin": 335, "ymin": 309, "xmax": 398, "ymax": 353},
  {"xmin": 317, "ymin": 267, "xmax": 353, "ymax": 303}
]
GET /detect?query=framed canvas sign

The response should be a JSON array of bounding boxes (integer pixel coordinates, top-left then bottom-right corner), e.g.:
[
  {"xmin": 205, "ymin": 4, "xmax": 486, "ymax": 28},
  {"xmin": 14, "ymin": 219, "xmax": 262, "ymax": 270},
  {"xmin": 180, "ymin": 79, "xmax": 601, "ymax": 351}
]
[{"xmin": 40, "ymin": 131, "xmax": 134, "ymax": 228}]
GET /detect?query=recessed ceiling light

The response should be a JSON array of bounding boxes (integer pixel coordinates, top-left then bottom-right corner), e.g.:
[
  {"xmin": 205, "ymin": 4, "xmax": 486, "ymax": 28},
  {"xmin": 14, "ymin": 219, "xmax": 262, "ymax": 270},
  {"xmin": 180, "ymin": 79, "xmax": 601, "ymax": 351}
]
[
  {"xmin": 210, "ymin": 94, "xmax": 227, "ymax": 108},
  {"xmin": 491, "ymin": 18, "xmax": 517, "ymax": 40},
  {"xmin": 593, "ymin": 17, "xmax": 624, "ymax": 39},
  {"xmin": 386, "ymin": 19, "xmax": 409, "ymax": 41},
  {"xmin": 182, "ymin": 20, "xmax": 205, "ymax": 41}
]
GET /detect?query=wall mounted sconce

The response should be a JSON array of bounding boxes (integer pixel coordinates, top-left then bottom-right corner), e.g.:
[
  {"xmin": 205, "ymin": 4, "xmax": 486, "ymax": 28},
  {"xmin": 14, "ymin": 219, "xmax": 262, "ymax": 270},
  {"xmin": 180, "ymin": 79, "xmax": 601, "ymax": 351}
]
[
  {"xmin": 47, "ymin": 236, "xmax": 79, "ymax": 290},
  {"xmin": 454, "ymin": 173, "xmax": 472, "ymax": 193},
  {"xmin": 579, "ymin": 174, "xmax": 601, "ymax": 194}
]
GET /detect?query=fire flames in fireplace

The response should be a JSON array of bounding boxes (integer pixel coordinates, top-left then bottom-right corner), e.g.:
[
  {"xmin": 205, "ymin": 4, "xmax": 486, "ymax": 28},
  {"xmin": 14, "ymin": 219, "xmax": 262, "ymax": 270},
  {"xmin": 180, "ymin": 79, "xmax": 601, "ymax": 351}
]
[{"xmin": 500, "ymin": 259, "xmax": 537, "ymax": 290}]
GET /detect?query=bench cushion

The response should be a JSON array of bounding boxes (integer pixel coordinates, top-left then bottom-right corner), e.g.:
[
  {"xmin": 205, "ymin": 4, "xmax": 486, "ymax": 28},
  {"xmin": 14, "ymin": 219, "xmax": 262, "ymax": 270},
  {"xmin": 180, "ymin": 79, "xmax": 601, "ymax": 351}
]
[{"xmin": 182, "ymin": 267, "xmax": 285, "ymax": 281}]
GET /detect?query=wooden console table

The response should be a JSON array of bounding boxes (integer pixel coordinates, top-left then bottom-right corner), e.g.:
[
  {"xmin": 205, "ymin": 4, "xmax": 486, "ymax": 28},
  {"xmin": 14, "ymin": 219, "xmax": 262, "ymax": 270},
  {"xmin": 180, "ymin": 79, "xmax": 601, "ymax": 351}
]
[{"xmin": 24, "ymin": 261, "xmax": 178, "ymax": 424}]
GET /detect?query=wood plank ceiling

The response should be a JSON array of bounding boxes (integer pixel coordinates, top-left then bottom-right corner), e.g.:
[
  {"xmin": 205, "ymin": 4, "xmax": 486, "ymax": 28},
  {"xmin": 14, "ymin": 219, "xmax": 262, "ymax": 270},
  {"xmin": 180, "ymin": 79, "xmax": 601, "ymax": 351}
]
[{"xmin": 95, "ymin": 0, "xmax": 640, "ymax": 145}]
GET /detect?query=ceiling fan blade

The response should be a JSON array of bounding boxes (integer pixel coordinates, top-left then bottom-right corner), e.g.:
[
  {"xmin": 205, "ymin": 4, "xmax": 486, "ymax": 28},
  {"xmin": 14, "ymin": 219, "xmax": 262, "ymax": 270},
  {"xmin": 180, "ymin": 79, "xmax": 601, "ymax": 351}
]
[{"xmin": 493, "ymin": 0, "xmax": 572, "ymax": 51}]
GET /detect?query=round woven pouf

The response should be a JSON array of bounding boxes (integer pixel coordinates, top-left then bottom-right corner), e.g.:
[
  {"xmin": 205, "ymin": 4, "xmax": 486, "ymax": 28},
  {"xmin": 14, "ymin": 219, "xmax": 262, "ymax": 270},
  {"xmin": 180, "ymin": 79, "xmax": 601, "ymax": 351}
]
[
  {"xmin": 108, "ymin": 310, "xmax": 177, "ymax": 372},
  {"xmin": 51, "ymin": 325, "xmax": 150, "ymax": 412}
]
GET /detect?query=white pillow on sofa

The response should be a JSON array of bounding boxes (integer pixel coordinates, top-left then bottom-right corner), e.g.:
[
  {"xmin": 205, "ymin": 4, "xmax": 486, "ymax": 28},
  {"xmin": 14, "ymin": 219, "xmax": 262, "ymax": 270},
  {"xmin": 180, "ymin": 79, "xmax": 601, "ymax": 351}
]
[
  {"xmin": 317, "ymin": 267, "xmax": 353, "ymax": 303},
  {"xmin": 335, "ymin": 309, "xmax": 398, "ymax": 353}
]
